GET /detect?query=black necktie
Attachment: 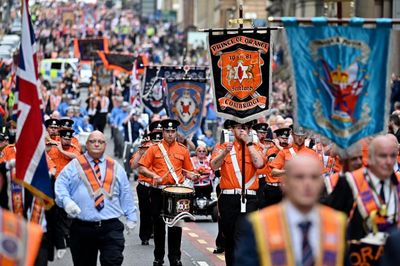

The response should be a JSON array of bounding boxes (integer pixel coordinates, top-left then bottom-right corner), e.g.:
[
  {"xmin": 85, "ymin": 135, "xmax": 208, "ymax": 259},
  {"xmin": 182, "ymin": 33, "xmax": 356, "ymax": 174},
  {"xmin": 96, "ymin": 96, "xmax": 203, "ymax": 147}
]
[
  {"xmin": 298, "ymin": 221, "xmax": 314, "ymax": 266},
  {"xmin": 379, "ymin": 180, "xmax": 386, "ymax": 203}
]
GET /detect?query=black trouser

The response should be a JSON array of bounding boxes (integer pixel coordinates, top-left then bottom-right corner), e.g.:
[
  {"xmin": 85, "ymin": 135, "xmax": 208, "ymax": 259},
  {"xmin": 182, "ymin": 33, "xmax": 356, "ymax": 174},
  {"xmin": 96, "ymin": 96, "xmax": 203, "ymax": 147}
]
[
  {"xmin": 264, "ymin": 184, "xmax": 283, "ymax": 207},
  {"xmin": 55, "ymin": 206, "xmax": 71, "ymax": 249},
  {"xmin": 215, "ymin": 184, "xmax": 224, "ymax": 248},
  {"xmin": 151, "ymin": 188, "xmax": 182, "ymax": 263},
  {"xmin": 218, "ymin": 194, "xmax": 258, "ymax": 266},
  {"xmin": 70, "ymin": 218, "xmax": 125, "ymax": 266},
  {"xmin": 136, "ymin": 183, "xmax": 153, "ymax": 242},
  {"xmin": 257, "ymin": 177, "xmax": 267, "ymax": 208},
  {"xmin": 93, "ymin": 112, "xmax": 107, "ymax": 133}
]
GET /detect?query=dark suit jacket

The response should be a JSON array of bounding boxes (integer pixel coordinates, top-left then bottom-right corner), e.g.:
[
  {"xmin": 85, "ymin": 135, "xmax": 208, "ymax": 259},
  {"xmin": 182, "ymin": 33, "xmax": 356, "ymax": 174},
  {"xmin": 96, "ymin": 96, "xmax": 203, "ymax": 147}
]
[
  {"xmin": 324, "ymin": 171, "xmax": 399, "ymax": 240},
  {"xmin": 380, "ymin": 230, "xmax": 400, "ymax": 266}
]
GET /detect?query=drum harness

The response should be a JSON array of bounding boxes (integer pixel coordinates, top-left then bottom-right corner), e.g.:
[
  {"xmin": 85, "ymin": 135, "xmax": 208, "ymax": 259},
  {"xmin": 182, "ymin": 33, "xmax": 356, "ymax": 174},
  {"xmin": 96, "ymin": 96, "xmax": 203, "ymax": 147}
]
[{"xmin": 158, "ymin": 143, "xmax": 196, "ymax": 227}]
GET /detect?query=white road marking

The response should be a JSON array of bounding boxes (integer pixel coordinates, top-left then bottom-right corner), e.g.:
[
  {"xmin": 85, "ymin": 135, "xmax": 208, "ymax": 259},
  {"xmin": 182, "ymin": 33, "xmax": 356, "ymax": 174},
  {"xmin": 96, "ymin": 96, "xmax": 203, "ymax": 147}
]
[{"xmin": 196, "ymin": 261, "xmax": 210, "ymax": 266}]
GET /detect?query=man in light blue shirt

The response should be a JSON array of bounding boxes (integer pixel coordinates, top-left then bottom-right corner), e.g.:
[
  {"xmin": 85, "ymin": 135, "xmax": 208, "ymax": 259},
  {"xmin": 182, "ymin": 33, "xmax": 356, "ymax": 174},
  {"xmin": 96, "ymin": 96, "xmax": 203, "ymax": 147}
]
[{"xmin": 55, "ymin": 130, "xmax": 137, "ymax": 266}]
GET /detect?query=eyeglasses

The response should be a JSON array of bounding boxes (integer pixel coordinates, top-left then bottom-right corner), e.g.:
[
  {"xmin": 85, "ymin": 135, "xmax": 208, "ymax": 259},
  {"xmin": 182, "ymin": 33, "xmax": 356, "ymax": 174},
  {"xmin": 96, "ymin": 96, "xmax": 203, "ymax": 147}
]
[
  {"xmin": 88, "ymin": 139, "xmax": 106, "ymax": 144},
  {"xmin": 198, "ymin": 150, "xmax": 207, "ymax": 153}
]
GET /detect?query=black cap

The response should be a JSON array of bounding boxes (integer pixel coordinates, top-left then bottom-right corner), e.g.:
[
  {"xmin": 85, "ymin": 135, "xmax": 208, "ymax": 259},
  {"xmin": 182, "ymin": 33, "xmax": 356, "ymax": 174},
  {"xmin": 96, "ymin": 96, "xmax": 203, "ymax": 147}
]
[
  {"xmin": 59, "ymin": 119, "xmax": 74, "ymax": 129},
  {"xmin": 45, "ymin": 118, "xmax": 60, "ymax": 128},
  {"xmin": 223, "ymin": 120, "xmax": 233, "ymax": 129},
  {"xmin": 274, "ymin": 127, "xmax": 291, "ymax": 138},
  {"xmin": 252, "ymin": 123, "xmax": 269, "ymax": 133},
  {"xmin": 149, "ymin": 121, "xmax": 163, "ymax": 132},
  {"xmin": 160, "ymin": 119, "xmax": 180, "ymax": 130},
  {"xmin": 59, "ymin": 129, "xmax": 74, "ymax": 139},
  {"xmin": 150, "ymin": 131, "xmax": 163, "ymax": 142}
]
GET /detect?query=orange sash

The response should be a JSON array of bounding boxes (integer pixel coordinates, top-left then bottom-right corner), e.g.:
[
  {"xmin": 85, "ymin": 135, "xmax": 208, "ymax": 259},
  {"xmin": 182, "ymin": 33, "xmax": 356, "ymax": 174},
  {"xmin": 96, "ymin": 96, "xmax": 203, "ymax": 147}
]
[
  {"xmin": 76, "ymin": 155, "xmax": 115, "ymax": 199},
  {"xmin": 346, "ymin": 168, "xmax": 400, "ymax": 228},
  {"xmin": 0, "ymin": 208, "xmax": 43, "ymax": 266},
  {"xmin": 249, "ymin": 204, "xmax": 346, "ymax": 266}
]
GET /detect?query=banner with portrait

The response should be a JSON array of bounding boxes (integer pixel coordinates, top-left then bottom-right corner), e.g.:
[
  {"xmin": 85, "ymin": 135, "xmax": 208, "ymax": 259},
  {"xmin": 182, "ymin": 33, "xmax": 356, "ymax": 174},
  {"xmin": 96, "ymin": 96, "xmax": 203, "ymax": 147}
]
[
  {"xmin": 208, "ymin": 32, "xmax": 271, "ymax": 123},
  {"xmin": 284, "ymin": 17, "xmax": 392, "ymax": 148},
  {"xmin": 166, "ymin": 79, "xmax": 207, "ymax": 137},
  {"xmin": 141, "ymin": 66, "xmax": 207, "ymax": 114}
]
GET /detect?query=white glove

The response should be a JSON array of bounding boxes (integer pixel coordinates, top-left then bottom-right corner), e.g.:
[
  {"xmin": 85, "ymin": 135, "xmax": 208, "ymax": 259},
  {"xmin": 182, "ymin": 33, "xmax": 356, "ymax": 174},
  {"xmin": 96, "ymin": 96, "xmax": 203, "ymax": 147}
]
[
  {"xmin": 125, "ymin": 221, "xmax": 137, "ymax": 235},
  {"xmin": 56, "ymin": 249, "xmax": 66, "ymax": 259},
  {"xmin": 64, "ymin": 200, "xmax": 81, "ymax": 218},
  {"xmin": 6, "ymin": 159, "xmax": 15, "ymax": 170}
]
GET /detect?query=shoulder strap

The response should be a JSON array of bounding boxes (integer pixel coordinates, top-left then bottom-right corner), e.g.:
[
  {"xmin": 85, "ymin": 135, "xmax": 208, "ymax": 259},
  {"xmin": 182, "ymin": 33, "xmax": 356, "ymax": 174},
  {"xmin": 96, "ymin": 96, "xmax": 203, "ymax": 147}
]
[
  {"xmin": 230, "ymin": 146, "xmax": 243, "ymax": 187},
  {"xmin": 289, "ymin": 147, "xmax": 296, "ymax": 157},
  {"xmin": 158, "ymin": 143, "xmax": 179, "ymax": 184}
]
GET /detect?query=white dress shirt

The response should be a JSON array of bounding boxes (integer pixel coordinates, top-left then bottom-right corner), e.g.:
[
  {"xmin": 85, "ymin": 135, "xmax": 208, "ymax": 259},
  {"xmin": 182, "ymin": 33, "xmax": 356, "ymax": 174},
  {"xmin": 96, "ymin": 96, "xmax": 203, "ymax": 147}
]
[
  {"xmin": 368, "ymin": 171, "xmax": 396, "ymax": 222},
  {"xmin": 285, "ymin": 201, "xmax": 319, "ymax": 266}
]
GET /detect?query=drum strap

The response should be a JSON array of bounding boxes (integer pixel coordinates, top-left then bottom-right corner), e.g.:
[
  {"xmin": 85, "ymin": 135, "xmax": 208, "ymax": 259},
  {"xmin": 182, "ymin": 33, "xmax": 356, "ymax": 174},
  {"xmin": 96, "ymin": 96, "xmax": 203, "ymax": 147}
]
[
  {"xmin": 158, "ymin": 143, "xmax": 180, "ymax": 184},
  {"xmin": 230, "ymin": 146, "xmax": 256, "ymax": 189}
]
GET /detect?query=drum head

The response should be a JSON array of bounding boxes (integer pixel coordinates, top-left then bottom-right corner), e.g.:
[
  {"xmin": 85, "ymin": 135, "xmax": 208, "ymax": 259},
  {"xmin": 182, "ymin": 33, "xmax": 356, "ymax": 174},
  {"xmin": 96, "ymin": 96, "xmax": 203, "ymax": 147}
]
[{"xmin": 163, "ymin": 186, "xmax": 194, "ymax": 194}]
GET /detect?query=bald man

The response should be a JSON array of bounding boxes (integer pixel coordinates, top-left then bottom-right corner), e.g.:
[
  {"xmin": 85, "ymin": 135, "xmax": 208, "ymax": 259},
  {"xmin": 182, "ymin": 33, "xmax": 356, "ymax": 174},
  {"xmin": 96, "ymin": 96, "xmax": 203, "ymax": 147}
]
[
  {"xmin": 55, "ymin": 131, "xmax": 138, "ymax": 266},
  {"xmin": 326, "ymin": 135, "xmax": 400, "ymax": 241},
  {"xmin": 235, "ymin": 155, "xmax": 346, "ymax": 266}
]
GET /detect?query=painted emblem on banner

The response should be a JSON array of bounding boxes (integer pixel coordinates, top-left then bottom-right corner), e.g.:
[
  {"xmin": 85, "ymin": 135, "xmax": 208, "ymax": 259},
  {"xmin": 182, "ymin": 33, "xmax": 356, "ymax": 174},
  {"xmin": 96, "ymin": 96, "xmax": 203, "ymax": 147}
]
[
  {"xmin": 170, "ymin": 85, "xmax": 201, "ymax": 130},
  {"xmin": 210, "ymin": 35, "xmax": 269, "ymax": 111},
  {"xmin": 311, "ymin": 37, "xmax": 371, "ymax": 136}
]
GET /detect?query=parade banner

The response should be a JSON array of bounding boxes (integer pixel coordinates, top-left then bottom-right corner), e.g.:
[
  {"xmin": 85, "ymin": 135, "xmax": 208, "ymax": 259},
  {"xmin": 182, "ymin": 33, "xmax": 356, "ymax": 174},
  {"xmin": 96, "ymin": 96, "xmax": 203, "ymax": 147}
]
[
  {"xmin": 97, "ymin": 51, "xmax": 135, "ymax": 73},
  {"xmin": 166, "ymin": 79, "xmax": 207, "ymax": 136},
  {"xmin": 141, "ymin": 66, "xmax": 207, "ymax": 114},
  {"xmin": 208, "ymin": 32, "xmax": 271, "ymax": 123},
  {"xmin": 74, "ymin": 38, "xmax": 109, "ymax": 62},
  {"xmin": 284, "ymin": 17, "xmax": 392, "ymax": 148}
]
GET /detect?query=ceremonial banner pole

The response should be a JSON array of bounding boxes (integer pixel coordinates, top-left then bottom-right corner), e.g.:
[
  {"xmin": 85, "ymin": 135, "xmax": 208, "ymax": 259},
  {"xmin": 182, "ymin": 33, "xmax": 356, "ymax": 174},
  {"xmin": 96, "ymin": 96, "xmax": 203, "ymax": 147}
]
[{"xmin": 268, "ymin": 17, "xmax": 400, "ymax": 24}]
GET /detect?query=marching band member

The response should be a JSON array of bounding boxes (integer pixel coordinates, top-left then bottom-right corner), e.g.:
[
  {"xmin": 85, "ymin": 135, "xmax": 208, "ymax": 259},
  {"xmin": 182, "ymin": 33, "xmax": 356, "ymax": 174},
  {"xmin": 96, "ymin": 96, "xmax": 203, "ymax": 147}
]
[
  {"xmin": 130, "ymin": 131, "xmax": 162, "ymax": 246},
  {"xmin": 270, "ymin": 127, "xmax": 317, "ymax": 179},
  {"xmin": 210, "ymin": 120, "xmax": 264, "ymax": 266},
  {"xmin": 55, "ymin": 131, "xmax": 137, "ymax": 266},
  {"xmin": 252, "ymin": 122, "xmax": 272, "ymax": 208},
  {"xmin": 59, "ymin": 118, "xmax": 81, "ymax": 153},
  {"xmin": 138, "ymin": 119, "xmax": 195, "ymax": 266},
  {"xmin": 235, "ymin": 155, "xmax": 346, "ymax": 266},
  {"xmin": 263, "ymin": 127, "xmax": 290, "ymax": 206}
]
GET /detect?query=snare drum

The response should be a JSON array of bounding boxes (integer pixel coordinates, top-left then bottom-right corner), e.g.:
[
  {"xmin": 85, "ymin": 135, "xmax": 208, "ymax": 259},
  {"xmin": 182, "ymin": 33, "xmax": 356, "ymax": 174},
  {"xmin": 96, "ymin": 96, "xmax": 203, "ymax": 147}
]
[{"xmin": 162, "ymin": 186, "xmax": 194, "ymax": 219}]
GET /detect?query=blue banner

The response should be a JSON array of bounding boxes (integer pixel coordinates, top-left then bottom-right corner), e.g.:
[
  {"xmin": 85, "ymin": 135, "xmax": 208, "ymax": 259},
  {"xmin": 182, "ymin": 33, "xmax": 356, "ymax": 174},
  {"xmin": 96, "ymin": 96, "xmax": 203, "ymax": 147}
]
[
  {"xmin": 166, "ymin": 79, "xmax": 207, "ymax": 137},
  {"xmin": 284, "ymin": 17, "xmax": 392, "ymax": 148}
]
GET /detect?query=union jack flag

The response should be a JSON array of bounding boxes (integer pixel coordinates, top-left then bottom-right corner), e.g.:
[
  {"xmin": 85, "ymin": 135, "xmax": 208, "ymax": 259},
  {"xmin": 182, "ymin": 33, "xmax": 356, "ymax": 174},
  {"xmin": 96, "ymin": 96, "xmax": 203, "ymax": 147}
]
[{"xmin": 15, "ymin": 0, "xmax": 54, "ymax": 208}]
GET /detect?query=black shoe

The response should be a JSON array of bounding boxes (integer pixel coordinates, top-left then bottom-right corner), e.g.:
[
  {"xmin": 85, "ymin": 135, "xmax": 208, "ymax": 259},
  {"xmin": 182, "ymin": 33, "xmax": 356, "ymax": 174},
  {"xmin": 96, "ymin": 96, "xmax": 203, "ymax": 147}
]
[
  {"xmin": 153, "ymin": 259, "xmax": 164, "ymax": 266},
  {"xmin": 213, "ymin": 247, "xmax": 224, "ymax": 254},
  {"xmin": 141, "ymin": 240, "xmax": 149, "ymax": 246},
  {"xmin": 170, "ymin": 259, "xmax": 182, "ymax": 266}
]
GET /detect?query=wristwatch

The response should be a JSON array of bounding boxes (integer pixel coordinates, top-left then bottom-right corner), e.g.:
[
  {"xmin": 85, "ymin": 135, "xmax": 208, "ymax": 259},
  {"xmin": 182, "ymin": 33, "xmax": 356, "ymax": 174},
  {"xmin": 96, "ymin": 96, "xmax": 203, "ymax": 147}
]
[{"xmin": 246, "ymin": 142, "xmax": 254, "ymax": 147}]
